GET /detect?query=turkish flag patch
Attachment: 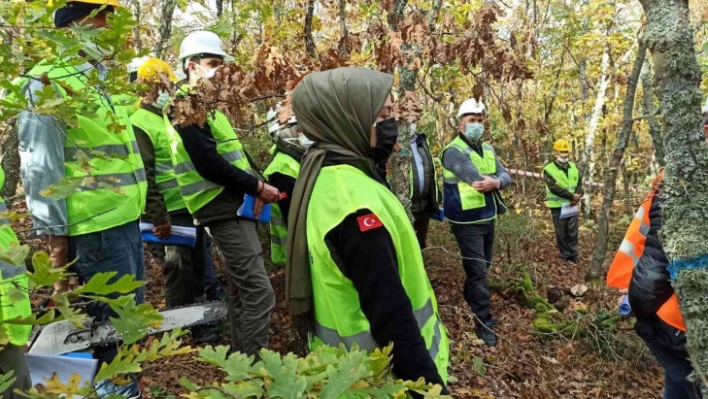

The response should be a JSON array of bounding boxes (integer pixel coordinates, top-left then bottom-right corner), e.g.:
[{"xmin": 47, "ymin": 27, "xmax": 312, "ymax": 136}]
[{"xmin": 357, "ymin": 213, "xmax": 383, "ymax": 232}]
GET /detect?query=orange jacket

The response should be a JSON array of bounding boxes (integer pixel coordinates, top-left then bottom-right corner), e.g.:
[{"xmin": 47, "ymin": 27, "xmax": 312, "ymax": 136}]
[{"xmin": 606, "ymin": 171, "xmax": 686, "ymax": 331}]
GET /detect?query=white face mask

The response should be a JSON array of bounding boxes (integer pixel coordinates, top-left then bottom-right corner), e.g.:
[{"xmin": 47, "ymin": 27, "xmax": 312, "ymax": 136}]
[
  {"xmin": 154, "ymin": 91, "xmax": 171, "ymax": 111},
  {"xmin": 556, "ymin": 156, "xmax": 569, "ymax": 163},
  {"xmin": 195, "ymin": 64, "xmax": 217, "ymax": 80},
  {"xmin": 298, "ymin": 134, "xmax": 314, "ymax": 148}
]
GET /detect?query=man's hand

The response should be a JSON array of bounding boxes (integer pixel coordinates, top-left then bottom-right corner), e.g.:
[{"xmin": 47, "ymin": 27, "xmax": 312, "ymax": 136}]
[
  {"xmin": 253, "ymin": 197, "xmax": 265, "ymax": 219},
  {"xmin": 571, "ymin": 193, "xmax": 582, "ymax": 205},
  {"xmin": 152, "ymin": 221, "xmax": 172, "ymax": 239},
  {"xmin": 472, "ymin": 175, "xmax": 500, "ymax": 193},
  {"xmin": 46, "ymin": 235, "xmax": 69, "ymax": 292},
  {"xmin": 258, "ymin": 181, "xmax": 281, "ymax": 203},
  {"xmin": 617, "ymin": 288, "xmax": 629, "ymax": 308}
]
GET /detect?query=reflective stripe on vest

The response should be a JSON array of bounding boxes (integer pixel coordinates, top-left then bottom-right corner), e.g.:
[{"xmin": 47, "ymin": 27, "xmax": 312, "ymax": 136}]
[
  {"xmin": 0, "ymin": 166, "xmax": 31, "ymax": 346},
  {"xmin": 543, "ymin": 162, "xmax": 579, "ymax": 208},
  {"xmin": 606, "ymin": 171, "xmax": 685, "ymax": 331},
  {"xmin": 21, "ymin": 60, "xmax": 147, "ymax": 236},
  {"xmin": 164, "ymin": 110, "xmax": 253, "ymax": 214},
  {"xmin": 308, "ymin": 164, "xmax": 449, "ymax": 382},
  {"xmin": 314, "ymin": 298, "xmax": 444, "ymax": 361},
  {"xmin": 263, "ymin": 152, "xmax": 300, "ymax": 265},
  {"xmin": 130, "ymin": 108, "xmax": 186, "ymax": 213},
  {"xmin": 441, "ymin": 137, "xmax": 502, "ymax": 224}
]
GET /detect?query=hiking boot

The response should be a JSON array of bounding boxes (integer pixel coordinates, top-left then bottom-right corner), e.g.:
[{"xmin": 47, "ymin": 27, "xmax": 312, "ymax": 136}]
[{"xmin": 476, "ymin": 322, "xmax": 497, "ymax": 347}]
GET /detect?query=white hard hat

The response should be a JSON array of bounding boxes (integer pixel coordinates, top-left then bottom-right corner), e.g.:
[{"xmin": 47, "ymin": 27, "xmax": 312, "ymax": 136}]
[
  {"xmin": 457, "ymin": 98, "xmax": 486, "ymax": 118},
  {"xmin": 702, "ymin": 96, "xmax": 708, "ymax": 114},
  {"xmin": 178, "ymin": 31, "xmax": 234, "ymax": 69},
  {"xmin": 128, "ymin": 56, "xmax": 150, "ymax": 73}
]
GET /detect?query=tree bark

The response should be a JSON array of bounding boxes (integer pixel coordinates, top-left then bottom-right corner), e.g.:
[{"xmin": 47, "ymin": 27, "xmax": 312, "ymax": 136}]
[
  {"xmin": 304, "ymin": 0, "xmax": 318, "ymax": 60},
  {"xmin": 154, "ymin": 0, "xmax": 179, "ymax": 59},
  {"xmin": 640, "ymin": 0, "xmax": 708, "ymax": 393},
  {"xmin": 128, "ymin": 0, "xmax": 142, "ymax": 51},
  {"xmin": 580, "ymin": 44, "xmax": 610, "ymax": 216},
  {"xmin": 586, "ymin": 40, "xmax": 647, "ymax": 282},
  {"xmin": 0, "ymin": 124, "xmax": 20, "ymax": 207},
  {"xmin": 216, "ymin": 0, "xmax": 224, "ymax": 18},
  {"xmin": 640, "ymin": 61, "xmax": 665, "ymax": 168},
  {"xmin": 338, "ymin": 0, "xmax": 348, "ymax": 56}
]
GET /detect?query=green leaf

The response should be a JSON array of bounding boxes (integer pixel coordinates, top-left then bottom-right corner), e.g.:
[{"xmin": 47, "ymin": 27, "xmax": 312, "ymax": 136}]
[
  {"xmin": 94, "ymin": 353, "xmax": 142, "ymax": 382},
  {"xmin": 5, "ymin": 309, "xmax": 58, "ymax": 326},
  {"xmin": 178, "ymin": 377, "xmax": 199, "ymax": 391},
  {"xmin": 40, "ymin": 176, "xmax": 85, "ymax": 200},
  {"xmin": 74, "ymin": 272, "xmax": 143, "ymax": 295},
  {"xmin": 222, "ymin": 380, "xmax": 265, "ymax": 398},
  {"xmin": 197, "ymin": 346, "xmax": 253, "ymax": 381},
  {"xmin": 27, "ymin": 251, "xmax": 71, "ymax": 288},
  {"xmin": 0, "ymin": 242, "xmax": 29, "ymax": 270},
  {"xmin": 54, "ymin": 292, "xmax": 85, "ymax": 327},
  {"xmin": 102, "ymin": 296, "xmax": 162, "ymax": 345},
  {"xmin": 257, "ymin": 350, "xmax": 307, "ymax": 398},
  {"xmin": 320, "ymin": 349, "xmax": 371, "ymax": 399},
  {"xmin": 0, "ymin": 371, "xmax": 16, "ymax": 396},
  {"xmin": 472, "ymin": 356, "xmax": 487, "ymax": 376}
]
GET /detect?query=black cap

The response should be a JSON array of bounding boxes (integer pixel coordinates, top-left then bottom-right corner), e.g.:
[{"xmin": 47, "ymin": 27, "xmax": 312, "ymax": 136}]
[{"xmin": 54, "ymin": 2, "xmax": 114, "ymax": 28}]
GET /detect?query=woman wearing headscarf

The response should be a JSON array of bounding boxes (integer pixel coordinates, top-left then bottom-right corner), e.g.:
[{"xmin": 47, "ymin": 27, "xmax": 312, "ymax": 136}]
[{"xmin": 286, "ymin": 67, "xmax": 449, "ymax": 389}]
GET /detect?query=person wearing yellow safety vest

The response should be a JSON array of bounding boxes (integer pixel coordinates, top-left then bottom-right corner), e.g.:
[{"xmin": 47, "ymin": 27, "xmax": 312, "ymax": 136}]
[
  {"xmin": 14, "ymin": 1, "xmax": 145, "ymax": 397},
  {"xmin": 409, "ymin": 127, "xmax": 441, "ymax": 249},
  {"xmin": 166, "ymin": 31, "xmax": 279, "ymax": 356},
  {"xmin": 543, "ymin": 138, "xmax": 583, "ymax": 263},
  {"xmin": 607, "ymin": 169, "xmax": 702, "ymax": 399},
  {"xmin": 129, "ymin": 58, "xmax": 218, "ymax": 343},
  {"xmin": 0, "ymin": 166, "xmax": 32, "ymax": 399},
  {"xmin": 441, "ymin": 98, "xmax": 511, "ymax": 347},
  {"xmin": 286, "ymin": 68, "xmax": 449, "ymax": 392},
  {"xmin": 262, "ymin": 107, "xmax": 309, "ymax": 265}
]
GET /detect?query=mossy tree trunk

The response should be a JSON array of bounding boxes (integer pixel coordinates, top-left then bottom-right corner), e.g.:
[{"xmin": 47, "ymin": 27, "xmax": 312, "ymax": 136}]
[{"xmin": 639, "ymin": 0, "xmax": 708, "ymax": 393}]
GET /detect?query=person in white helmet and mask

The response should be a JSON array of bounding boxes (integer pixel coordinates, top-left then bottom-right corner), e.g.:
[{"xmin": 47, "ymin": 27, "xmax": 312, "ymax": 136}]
[
  {"xmin": 262, "ymin": 106, "xmax": 311, "ymax": 265},
  {"xmin": 164, "ymin": 31, "xmax": 279, "ymax": 357},
  {"xmin": 441, "ymin": 98, "xmax": 511, "ymax": 347}
]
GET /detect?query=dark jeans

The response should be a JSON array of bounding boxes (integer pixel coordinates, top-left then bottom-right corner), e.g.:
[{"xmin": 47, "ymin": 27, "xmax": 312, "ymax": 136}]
[
  {"xmin": 637, "ymin": 319, "xmax": 702, "ymax": 399},
  {"xmin": 163, "ymin": 213, "xmax": 206, "ymax": 307},
  {"xmin": 550, "ymin": 208, "xmax": 579, "ymax": 261},
  {"xmin": 644, "ymin": 338, "xmax": 702, "ymax": 399},
  {"xmin": 450, "ymin": 222, "xmax": 495, "ymax": 323},
  {"xmin": 0, "ymin": 344, "xmax": 30, "ymax": 399},
  {"xmin": 68, "ymin": 219, "xmax": 144, "ymax": 366},
  {"xmin": 413, "ymin": 212, "xmax": 432, "ymax": 249},
  {"xmin": 205, "ymin": 218, "xmax": 275, "ymax": 356}
]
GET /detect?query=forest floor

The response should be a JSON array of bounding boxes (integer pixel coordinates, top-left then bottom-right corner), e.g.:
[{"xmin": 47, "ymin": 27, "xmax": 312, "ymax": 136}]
[
  {"xmin": 12, "ymin": 199, "xmax": 663, "ymax": 399},
  {"xmin": 132, "ymin": 209, "xmax": 664, "ymax": 399}
]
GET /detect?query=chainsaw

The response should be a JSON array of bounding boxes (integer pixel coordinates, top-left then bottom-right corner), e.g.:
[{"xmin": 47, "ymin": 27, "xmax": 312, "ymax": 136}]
[{"xmin": 28, "ymin": 301, "xmax": 227, "ymax": 356}]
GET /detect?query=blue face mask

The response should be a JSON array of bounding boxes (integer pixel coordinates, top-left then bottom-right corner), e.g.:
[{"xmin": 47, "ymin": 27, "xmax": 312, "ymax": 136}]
[{"xmin": 464, "ymin": 122, "xmax": 484, "ymax": 141}]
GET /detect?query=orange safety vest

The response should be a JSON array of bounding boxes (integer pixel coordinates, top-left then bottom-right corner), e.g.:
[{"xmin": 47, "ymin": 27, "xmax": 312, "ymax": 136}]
[{"xmin": 606, "ymin": 170, "xmax": 686, "ymax": 332}]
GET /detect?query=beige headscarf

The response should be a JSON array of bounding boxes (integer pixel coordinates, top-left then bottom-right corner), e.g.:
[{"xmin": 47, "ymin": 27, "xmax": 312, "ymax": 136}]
[{"xmin": 285, "ymin": 67, "xmax": 394, "ymax": 321}]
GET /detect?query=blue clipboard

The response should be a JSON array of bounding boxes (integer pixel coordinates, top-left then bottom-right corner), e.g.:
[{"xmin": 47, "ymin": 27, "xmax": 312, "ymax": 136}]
[
  {"xmin": 139, "ymin": 223, "xmax": 197, "ymax": 247},
  {"xmin": 237, "ymin": 194, "xmax": 271, "ymax": 223},
  {"xmin": 431, "ymin": 207, "xmax": 445, "ymax": 222}
]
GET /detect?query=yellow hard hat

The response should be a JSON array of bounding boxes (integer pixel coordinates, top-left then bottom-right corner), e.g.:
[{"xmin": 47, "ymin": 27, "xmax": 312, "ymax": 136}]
[
  {"xmin": 50, "ymin": 0, "xmax": 121, "ymax": 7},
  {"xmin": 137, "ymin": 58, "xmax": 178, "ymax": 83},
  {"xmin": 553, "ymin": 138, "xmax": 571, "ymax": 152}
]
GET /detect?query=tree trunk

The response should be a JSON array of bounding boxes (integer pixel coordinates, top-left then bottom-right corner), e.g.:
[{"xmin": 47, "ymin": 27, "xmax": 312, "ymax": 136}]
[
  {"xmin": 586, "ymin": 40, "xmax": 647, "ymax": 282},
  {"xmin": 304, "ymin": 0, "xmax": 318, "ymax": 60},
  {"xmin": 154, "ymin": 0, "xmax": 178, "ymax": 59},
  {"xmin": 128, "ymin": 0, "xmax": 142, "ymax": 51},
  {"xmin": 0, "ymin": 124, "xmax": 20, "ymax": 207},
  {"xmin": 640, "ymin": 61, "xmax": 665, "ymax": 168},
  {"xmin": 338, "ymin": 0, "xmax": 348, "ymax": 56},
  {"xmin": 580, "ymin": 45, "xmax": 611, "ymax": 216},
  {"xmin": 640, "ymin": 0, "xmax": 708, "ymax": 394},
  {"xmin": 216, "ymin": 0, "xmax": 224, "ymax": 18}
]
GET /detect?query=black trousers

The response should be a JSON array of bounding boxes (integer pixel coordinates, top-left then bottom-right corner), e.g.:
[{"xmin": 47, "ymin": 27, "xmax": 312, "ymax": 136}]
[
  {"xmin": 550, "ymin": 208, "xmax": 579, "ymax": 260},
  {"xmin": 412, "ymin": 212, "xmax": 432, "ymax": 249},
  {"xmin": 163, "ymin": 213, "xmax": 207, "ymax": 308},
  {"xmin": 451, "ymin": 222, "xmax": 495, "ymax": 323}
]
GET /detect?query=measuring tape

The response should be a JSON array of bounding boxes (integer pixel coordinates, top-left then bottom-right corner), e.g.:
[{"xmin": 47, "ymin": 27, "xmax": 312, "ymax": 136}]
[{"xmin": 506, "ymin": 168, "xmax": 646, "ymax": 193}]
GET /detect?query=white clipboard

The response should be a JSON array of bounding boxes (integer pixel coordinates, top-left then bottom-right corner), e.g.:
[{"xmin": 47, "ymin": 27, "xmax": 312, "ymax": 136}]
[{"xmin": 560, "ymin": 202, "xmax": 579, "ymax": 219}]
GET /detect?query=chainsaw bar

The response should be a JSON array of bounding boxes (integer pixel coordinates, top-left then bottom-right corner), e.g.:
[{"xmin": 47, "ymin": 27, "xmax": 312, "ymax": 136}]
[{"xmin": 29, "ymin": 301, "xmax": 227, "ymax": 356}]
